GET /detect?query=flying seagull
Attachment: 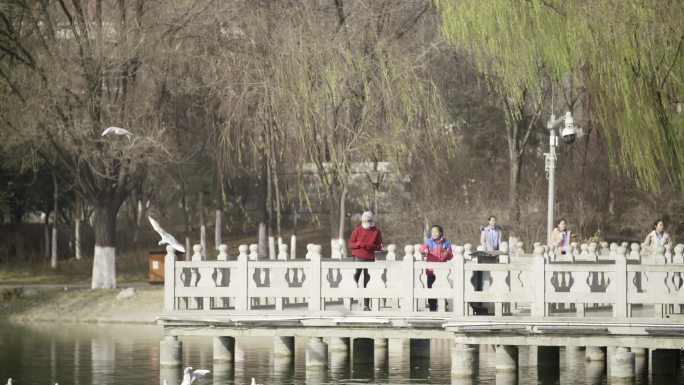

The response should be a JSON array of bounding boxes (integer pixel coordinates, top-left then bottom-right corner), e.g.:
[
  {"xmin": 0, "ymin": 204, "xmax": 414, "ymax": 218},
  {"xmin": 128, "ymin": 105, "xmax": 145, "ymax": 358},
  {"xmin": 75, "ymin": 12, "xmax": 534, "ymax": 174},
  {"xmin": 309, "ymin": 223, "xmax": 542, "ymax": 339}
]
[
  {"xmin": 180, "ymin": 367, "xmax": 210, "ymax": 385},
  {"xmin": 148, "ymin": 216, "xmax": 186, "ymax": 253},
  {"xmin": 101, "ymin": 126, "xmax": 133, "ymax": 140}
]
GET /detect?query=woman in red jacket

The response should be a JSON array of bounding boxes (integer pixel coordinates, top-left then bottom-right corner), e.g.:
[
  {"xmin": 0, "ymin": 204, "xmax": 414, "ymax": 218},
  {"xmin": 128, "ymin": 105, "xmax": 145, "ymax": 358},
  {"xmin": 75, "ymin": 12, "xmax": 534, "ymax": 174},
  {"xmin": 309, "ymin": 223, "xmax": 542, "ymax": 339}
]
[{"xmin": 348, "ymin": 211, "xmax": 383, "ymax": 311}]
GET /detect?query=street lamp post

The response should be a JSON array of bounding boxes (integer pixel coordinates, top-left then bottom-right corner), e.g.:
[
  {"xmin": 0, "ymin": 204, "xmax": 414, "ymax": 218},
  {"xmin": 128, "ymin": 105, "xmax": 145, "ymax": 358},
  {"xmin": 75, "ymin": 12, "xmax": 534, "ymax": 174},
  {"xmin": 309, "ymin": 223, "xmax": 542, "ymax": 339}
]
[
  {"xmin": 545, "ymin": 111, "xmax": 575, "ymax": 245},
  {"xmin": 366, "ymin": 162, "xmax": 386, "ymax": 223}
]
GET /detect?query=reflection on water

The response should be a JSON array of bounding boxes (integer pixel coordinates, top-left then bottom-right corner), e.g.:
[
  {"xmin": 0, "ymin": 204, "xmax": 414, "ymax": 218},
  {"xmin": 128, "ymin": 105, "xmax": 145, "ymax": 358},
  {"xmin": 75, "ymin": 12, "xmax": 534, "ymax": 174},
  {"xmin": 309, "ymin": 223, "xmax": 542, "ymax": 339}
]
[{"xmin": 0, "ymin": 322, "xmax": 682, "ymax": 384}]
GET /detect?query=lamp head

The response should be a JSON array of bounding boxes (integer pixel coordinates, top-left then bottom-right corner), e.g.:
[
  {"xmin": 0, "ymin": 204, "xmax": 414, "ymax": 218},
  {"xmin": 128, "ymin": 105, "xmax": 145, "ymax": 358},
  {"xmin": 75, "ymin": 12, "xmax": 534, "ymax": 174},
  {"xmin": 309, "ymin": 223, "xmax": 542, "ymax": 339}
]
[{"xmin": 560, "ymin": 111, "xmax": 576, "ymax": 144}]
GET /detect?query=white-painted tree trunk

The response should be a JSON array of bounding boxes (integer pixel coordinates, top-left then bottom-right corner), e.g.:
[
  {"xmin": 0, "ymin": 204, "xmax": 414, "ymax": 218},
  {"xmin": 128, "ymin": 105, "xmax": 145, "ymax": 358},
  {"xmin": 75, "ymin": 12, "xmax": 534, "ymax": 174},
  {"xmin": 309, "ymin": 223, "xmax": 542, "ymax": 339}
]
[
  {"xmin": 51, "ymin": 227, "xmax": 58, "ymax": 268},
  {"xmin": 268, "ymin": 236, "xmax": 276, "ymax": 260},
  {"xmin": 92, "ymin": 246, "xmax": 117, "ymax": 289},
  {"xmin": 258, "ymin": 222, "xmax": 267, "ymax": 258},
  {"xmin": 215, "ymin": 209, "xmax": 222, "ymax": 250},
  {"xmin": 75, "ymin": 218, "xmax": 82, "ymax": 260},
  {"xmin": 200, "ymin": 225, "xmax": 207, "ymax": 258},
  {"xmin": 185, "ymin": 237, "xmax": 191, "ymax": 261},
  {"xmin": 290, "ymin": 234, "xmax": 297, "ymax": 259}
]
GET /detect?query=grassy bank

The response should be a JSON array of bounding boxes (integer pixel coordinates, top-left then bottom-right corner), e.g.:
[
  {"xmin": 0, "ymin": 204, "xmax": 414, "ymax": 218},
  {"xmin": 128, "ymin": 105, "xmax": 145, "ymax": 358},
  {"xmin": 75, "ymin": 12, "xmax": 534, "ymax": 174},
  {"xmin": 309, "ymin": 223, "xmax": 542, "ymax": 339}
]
[{"xmin": 0, "ymin": 285, "xmax": 163, "ymax": 324}]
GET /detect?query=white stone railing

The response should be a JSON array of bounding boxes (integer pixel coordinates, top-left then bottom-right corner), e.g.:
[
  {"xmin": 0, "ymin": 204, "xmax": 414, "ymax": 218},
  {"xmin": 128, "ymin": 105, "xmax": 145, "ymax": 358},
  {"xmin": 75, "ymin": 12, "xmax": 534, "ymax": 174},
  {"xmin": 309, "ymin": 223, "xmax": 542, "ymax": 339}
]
[{"xmin": 163, "ymin": 242, "xmax": 684, "ymax": 318}]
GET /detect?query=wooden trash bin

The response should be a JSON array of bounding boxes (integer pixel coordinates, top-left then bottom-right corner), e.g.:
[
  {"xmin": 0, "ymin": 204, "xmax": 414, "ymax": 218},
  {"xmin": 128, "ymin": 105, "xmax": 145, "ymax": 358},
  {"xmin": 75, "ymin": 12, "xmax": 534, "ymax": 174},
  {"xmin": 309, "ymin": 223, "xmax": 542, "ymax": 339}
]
[{"xmin": 149, "ymin": 251, "xmax": 165, "ymax": 283}]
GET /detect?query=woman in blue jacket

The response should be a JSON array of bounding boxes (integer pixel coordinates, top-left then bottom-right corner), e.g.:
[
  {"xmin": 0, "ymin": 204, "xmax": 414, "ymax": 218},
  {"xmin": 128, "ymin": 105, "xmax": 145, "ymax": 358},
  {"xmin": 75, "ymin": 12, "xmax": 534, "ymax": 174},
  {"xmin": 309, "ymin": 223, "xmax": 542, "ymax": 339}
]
[{"xmin": 419, "ymin": 225, "xmax": 453, "ymax": 311}]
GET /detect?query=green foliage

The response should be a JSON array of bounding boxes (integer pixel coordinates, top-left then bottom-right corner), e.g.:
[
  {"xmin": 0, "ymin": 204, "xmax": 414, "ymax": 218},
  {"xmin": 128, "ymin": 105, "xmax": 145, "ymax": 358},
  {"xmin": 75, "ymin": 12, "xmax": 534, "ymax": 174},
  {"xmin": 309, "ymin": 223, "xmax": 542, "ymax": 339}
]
[{"xmin": 435, "ymin": 0, "xmax": 684, "ymax": 191}]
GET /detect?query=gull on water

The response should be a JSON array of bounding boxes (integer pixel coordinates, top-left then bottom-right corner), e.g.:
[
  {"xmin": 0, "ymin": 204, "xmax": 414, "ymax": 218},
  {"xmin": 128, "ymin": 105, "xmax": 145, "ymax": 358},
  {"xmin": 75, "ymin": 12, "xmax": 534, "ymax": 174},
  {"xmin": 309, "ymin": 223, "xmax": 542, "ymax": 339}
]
[
  {"xmin": 148, "ymin": 216, "xmax": 186, "ymax": 253},
  {"xmin": 5, "ymin": 378, "xmax": 11, "ymax": 385},
  {"xmin": 180, "ymin": 367, "xmax": 210, "ymax": 385},
  {"xmin": 251, "ymin": 378, "xmax": 263, "ymax": 385},
  {"xmin": 101, "ymin": 126, "xmax": 133, "ymax": 140}
]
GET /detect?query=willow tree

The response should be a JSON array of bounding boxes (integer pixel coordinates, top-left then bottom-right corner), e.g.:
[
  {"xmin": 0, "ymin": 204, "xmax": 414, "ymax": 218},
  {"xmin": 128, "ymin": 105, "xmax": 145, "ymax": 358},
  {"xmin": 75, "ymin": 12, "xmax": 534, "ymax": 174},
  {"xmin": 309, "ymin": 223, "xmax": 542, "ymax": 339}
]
[
  {"xmin": 435, "ymin": 1, "xmax": 684, "ymax": 195},
  {"xmin": 215, "ymin": 1, "xmax": 449, "ymax": 251},
  {"xmin": 265, "ymin": 1, "xmax": 448, "ymax": 248},
  {"xmin": 0, "ymin": 1, "xmax": 224, "ymax": 287}
]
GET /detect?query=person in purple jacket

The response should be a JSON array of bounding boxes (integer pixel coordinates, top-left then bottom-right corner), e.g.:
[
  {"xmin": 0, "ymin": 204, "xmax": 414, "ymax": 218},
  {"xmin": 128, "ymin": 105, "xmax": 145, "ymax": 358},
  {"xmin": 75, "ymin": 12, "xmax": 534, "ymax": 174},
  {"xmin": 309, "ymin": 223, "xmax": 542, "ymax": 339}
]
[{"xmin": 419, "ymin": 225, "xmax": 453, "ymax": 311}]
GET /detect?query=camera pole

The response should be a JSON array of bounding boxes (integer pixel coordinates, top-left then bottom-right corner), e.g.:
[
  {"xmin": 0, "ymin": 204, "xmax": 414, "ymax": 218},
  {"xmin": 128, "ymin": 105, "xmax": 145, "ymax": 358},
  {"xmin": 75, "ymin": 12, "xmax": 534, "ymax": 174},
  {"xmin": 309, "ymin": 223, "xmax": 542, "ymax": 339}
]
[{"xmin": 545, "ymin": 121, "xmax": 558, "ymax": 246}]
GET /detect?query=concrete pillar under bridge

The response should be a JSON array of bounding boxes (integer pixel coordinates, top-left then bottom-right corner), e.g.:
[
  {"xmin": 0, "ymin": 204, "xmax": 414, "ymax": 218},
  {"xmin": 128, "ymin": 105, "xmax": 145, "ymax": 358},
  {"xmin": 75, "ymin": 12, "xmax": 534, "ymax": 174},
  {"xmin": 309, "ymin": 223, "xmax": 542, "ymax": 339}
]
[
  {"xmin": 496, "ymin": 345, "xmax": 518, "ymax": 372},
  {"xmin": 306, "ymin": 337, "xmax": 328, "ymax": 368},
  {"xmin": 451, "ymin": 344, "xmax": 478, "ymax": 378},
  {"xmin": 610, "ymin": 347, "xmax": 635, "ymax": 383},
  {"xmin": 160, "ymin": 335, "xmax": 182, "ymax": 367},
  {"xmin": 213, "ymin": 336, "xmax": 235, "ymax": 363}
]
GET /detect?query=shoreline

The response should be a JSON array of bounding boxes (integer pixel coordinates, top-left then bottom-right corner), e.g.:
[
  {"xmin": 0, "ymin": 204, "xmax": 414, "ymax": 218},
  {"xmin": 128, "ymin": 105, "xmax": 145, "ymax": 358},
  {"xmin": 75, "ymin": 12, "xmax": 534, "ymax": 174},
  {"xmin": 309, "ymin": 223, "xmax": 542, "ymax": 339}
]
[{"xmin": 0, "ymin": 284, "xmax": 164, "ymax": 325}]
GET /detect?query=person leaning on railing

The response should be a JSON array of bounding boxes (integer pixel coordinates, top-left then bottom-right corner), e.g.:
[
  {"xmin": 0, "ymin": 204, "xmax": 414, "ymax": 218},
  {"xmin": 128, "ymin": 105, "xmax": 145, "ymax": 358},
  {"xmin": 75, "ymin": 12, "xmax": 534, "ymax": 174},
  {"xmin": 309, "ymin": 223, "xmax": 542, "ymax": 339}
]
[
  {"xmin": 551, "ymin": 218, "xmax": 574, "ymax": 254},
  {"xmin": 643, "ymin": 219, "xmax": 672, "ymax": 249},
  {"xmin": 348, "ymin": 211, "xmax": 383, "ymax": 311},
  {"xmin": 419, "ymin": 225, "xmax": 453, "ymax": 312}
]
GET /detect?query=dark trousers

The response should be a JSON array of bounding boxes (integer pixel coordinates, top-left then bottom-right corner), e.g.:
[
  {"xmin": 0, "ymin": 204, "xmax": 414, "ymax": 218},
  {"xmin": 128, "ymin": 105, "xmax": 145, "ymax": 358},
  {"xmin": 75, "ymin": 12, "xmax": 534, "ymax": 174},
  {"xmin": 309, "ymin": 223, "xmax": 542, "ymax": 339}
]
[
  {"xmin": 427, "ymin": 274, "xmax": 437, "ymax": 311},
  {"xmin": 353, "ymin": 257, "xmax": 373, "ymax": 307}
]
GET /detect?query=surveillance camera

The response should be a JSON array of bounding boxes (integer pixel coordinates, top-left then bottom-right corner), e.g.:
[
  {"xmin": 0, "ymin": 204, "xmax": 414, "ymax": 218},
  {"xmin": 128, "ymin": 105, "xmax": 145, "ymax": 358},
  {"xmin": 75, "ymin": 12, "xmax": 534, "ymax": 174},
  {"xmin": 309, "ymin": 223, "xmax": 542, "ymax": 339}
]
[{"xmin": 561, "ymin": 113, "xmax": 576, "ymax": 144}]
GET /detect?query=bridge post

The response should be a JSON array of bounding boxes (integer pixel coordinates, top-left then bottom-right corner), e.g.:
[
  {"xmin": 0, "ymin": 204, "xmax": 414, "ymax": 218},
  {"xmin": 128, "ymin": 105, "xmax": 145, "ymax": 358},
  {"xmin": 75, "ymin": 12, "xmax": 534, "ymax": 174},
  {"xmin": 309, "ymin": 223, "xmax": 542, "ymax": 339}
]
[
  {"xmin": 235, "ymin": 245, "xmax": 249, "ymax": 311},
  {"xmin": 305, "ymin": 337, "xmax": 328, "ymax": 367},
  {"xmin": 586, "ymin": 346, "xmax": 606, "ymax": 362},
  {"xmin": 610, "ymin": 347, "xmax": 635, "ymax": 381},
  {"xmin": 451, "ymin": 343, "xmax": 477, "ymax": 377},
  {"xmin": 374, "ymin": 338, "xmax": 389, "ymax": 368},
  {"xmin": 330, "ymin": 337, "xmax": 350, "ymax": 369},
  {"xmin": 309, "ymin": 245, "xmax": 322, "ymax": 312},
  {"xmin": 159, "ymin": 335, "xmax": 182, "ymax": 367},
  {"xmin": 586, "ymin": 361, "xmax": 605, "ymax": 385},
  {"xmin": 403, "ymin": 245, "xmax": 416, "ymax": 311},
  {"xmin": 632, "ymin": 348, "xmax": 648, "ymax": 380},
  {"xmin": 452, "ymin": 246, "xmax": 465, "ymax": 316},
  {"xmin": 532, "ymin": 246, "xmax": 546, "ymax": 317},
  {"xmin": 274, "ymin": 336, "xmax": 295, "ymax": 358},
  {"xmin": 614, "ymin": 246, "xmax": 628, "ymax": 318},
  {"xmin": 213, "ymin": 336, "xmax": 235, "ymax": 362},
  {"xmin": 164, "ymin": 245, "xmax": 177, "ymax": 311},
  {"xmin": 495, "ymin": 345, "xmax": 518, "ymax": 372}
]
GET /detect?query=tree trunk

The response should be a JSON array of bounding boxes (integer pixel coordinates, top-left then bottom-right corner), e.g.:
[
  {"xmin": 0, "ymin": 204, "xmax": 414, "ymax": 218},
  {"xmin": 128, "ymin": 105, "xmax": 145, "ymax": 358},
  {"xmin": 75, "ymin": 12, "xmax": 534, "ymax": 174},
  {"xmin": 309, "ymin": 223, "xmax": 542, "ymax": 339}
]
[
  {"xmin": 51, "ymin": 173, "xmax": 58, "ymax": 268},
  {"xmin": 215, "ymin": 187, "xmax": 222, "ymax": 250},
  {"xmin": 199, "ymin": 191, "xmax": 206, "ymax": 259},
  {"xmin": 75, "ymin": 199, "xmax": 82, "ymax": 260},
  {"xmin": 92, "ymin": 203, "xmax": 119, "ymax": 289},
  {"xmin": 508, "ymin": 154, "xmax": 521, "ymax": 222}
]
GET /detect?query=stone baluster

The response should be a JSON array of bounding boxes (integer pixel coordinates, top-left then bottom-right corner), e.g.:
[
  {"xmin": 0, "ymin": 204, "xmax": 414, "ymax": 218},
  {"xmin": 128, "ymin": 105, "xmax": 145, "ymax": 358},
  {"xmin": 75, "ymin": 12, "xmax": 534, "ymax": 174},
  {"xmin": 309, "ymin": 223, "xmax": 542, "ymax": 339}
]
[
  {"xmin": 664, "ymin": 244, "xmax": 673, "ymax": 264},
  {"xmin": 615, "ymin": 245, "xmax": 629, "ymax": 317},
  {"xmin": 532, "ymin": 246, "xmax": 546, "ymax": 317},
  {"xmin": 452, "ymin": 246, "xmax": 466, "ymax": 315},
  {"xmin": 403, "ymin": 245, "xmax": 416, "ymax": 311},
  {"xmin": 308, "ymin": 244, "xmax": 323, "ymax": 311},
  {"xmin": 248, "ymin": 244, "xmax": 261, "ymax": 307},
  {"xmin": 579, "ymin": 243, "xmax": 589, "ymax": 261},
  {"xmin": 235, "ymin": 245, "xmax": 249, "ymax": 310},
  {"xmin": 588, "ymin": 243, "xmax": 599, "ymax": 262},
  {"xmin": 215, "ymin": 244, "xmax": 230, "ymax": 308},
  {"xmin": 463, "ymin": 243, "xmax": 473, "ymax": 261},
  {"xmin": 673, "ymin": 244, "xmax": 684, "ymax": 264},
  {"xmin": 516, "ymin": 241, "xmax": 525, "ymax": 257},
  {"xmin": 189, "ymin": 244, "xmax": 202, "ymax": 309},
  {"xmin": 673, "ymin": 244, "xmax": 684, "ymax": 313},
  {"xmin": 628, "ymin": 243, "xmax": 641, "ymax": 262},
  {"xmin": 414, "ymin": 244, "xmax": 423, "ymax": 261},
  {"xmin": 385, "ymin": 245, "xmax": 398, "ymax": 309},
  {"xmin": 274, "ymin": 243, "xmax": 289, "ymax": 310},
  {"xmin": 164, "ymin": 245, "xmax": 177, "ymax": 311},
  {"xmin": 599, "ymin": 241, "xmax": 609, "ymax": 257}
]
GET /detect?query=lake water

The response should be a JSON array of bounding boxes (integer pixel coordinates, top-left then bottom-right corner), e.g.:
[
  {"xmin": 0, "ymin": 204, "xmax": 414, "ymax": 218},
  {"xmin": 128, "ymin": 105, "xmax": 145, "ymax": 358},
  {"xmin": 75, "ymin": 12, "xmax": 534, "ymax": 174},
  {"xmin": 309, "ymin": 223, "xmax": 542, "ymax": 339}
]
[{"xmin": 0, "ymin": 322, "xmax": 681, "ymax": 384}]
